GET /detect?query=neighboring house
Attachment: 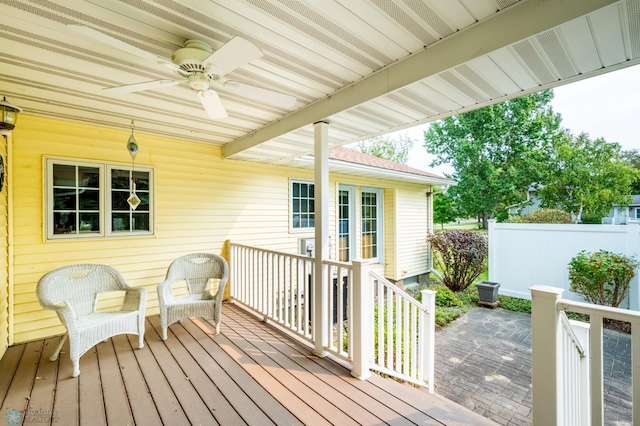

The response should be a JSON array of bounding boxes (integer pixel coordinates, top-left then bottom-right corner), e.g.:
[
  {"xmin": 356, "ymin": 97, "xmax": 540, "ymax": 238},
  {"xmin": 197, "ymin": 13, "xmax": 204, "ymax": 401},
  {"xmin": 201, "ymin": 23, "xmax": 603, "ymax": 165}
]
[
  {"xmin": 3, "ymin": 115, "xmax": 453, "ymax": 347},
  {"xmin": 507, "ymin": 186, "xmax": 543, "ymax": 216},
  {"xmin": 602, "ymin": 195, "xmax": 640, "ymax": 224}
]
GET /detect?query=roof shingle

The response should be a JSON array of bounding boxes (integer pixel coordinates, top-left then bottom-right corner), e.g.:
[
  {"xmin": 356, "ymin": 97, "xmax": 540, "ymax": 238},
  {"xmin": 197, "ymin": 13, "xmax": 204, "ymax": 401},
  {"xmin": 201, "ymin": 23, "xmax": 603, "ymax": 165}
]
[{"xmin": 328, "ymin": 146, "xmax": 446, "ymax": 180}]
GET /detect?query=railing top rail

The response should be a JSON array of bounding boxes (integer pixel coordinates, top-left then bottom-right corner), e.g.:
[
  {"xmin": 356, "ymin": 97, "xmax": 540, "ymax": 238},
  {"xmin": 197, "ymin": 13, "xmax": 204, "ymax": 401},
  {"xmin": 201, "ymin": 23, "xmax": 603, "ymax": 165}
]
[
  {"xmin": 559, "ymin": 311, "xmax": 585, "ymax": 357},
  {"xmin": 558, "ymin": 298, "xmax": 640, "ymax": 324},
  {"xmin": 370, "ymin": 270, "xmax": 429, "ymax": 312},
  {"xmin": 322, "ymin": 259, "xmax": 352, "ymax": 268},
  {"xmin": 229, "ymin": 243, "xmax": 313, "ymax": 262}
]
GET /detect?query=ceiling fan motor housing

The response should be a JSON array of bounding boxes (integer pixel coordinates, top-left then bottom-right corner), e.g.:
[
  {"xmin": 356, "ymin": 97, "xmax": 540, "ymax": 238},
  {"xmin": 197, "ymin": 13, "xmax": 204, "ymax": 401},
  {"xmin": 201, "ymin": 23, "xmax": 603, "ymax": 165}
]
[{"xmin": 171, "ymin": 40, "xmax": 211, "ymax": 70}]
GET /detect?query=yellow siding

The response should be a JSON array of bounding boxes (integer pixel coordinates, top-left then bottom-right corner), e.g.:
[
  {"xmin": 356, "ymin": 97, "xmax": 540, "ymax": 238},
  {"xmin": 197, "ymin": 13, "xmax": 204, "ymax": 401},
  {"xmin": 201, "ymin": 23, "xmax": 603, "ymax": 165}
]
[
  {"xmin": 0, "ymin": 135, "xmax": 8, "ymax": 359},
  {"xmin": 395, "ymin": 188, "xmax": 430, "ymax": 281},
  {"xmin": 10, "ymin": 115, "xmax": 433, "ymax": 344}
]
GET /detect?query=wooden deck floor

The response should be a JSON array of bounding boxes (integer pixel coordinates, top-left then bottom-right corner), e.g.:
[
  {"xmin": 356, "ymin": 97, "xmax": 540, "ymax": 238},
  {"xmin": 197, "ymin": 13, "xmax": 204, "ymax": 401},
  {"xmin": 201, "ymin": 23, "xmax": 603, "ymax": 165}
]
[{"xmin": 0, "ymin": 303, "xmax": 496, "ymax": 425}]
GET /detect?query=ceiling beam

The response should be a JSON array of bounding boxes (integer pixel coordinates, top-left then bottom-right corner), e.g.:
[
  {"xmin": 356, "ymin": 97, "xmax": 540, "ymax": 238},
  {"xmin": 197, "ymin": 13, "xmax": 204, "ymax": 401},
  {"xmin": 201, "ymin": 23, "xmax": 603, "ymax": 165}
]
[{"xmin": 224, "ymin": 0, "xmax": 619, "ymax": 158}]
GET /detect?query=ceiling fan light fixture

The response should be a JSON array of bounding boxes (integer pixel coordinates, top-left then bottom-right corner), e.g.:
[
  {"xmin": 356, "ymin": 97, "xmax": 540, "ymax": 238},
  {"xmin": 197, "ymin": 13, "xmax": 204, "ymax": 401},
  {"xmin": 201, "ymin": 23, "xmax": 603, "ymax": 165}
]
[
  {"xmin": 189, "ymin": 73, "xmax": 210, "ymax": 91},
  {"xmin": 223, "ymin": 81, "xmax": 241, "ymax": 92}
]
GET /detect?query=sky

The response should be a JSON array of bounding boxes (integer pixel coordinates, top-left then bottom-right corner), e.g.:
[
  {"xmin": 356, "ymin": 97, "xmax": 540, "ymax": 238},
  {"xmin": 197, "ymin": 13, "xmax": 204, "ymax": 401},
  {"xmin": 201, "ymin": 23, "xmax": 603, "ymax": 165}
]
[{"xmin": 405, "ymin": 63, "xmax": 640, "ymax": 175}]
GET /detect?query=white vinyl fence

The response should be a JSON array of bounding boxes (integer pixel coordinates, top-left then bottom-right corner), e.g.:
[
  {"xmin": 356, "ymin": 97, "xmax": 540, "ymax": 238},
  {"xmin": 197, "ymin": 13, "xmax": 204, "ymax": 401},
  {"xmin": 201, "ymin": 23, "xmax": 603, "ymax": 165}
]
[{"xmin": 488, "ymin": 220, "xmax": 640, "ymax": 310}]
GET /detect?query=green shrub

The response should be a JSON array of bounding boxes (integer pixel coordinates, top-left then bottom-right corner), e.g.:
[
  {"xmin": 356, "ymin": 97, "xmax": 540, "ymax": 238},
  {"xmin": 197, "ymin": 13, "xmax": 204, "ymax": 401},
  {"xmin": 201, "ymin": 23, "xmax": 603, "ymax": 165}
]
[
  {"xmin": 515, "ymin": 209, "xmax": 572, "ymax": 224},
  {"xmin": 568, "ymin": 250, "xmax": 638, "ymax": 307},
  {"xmin": 435, "ymin": 307, "xmax": 465, "ymax": 328},
  {"xmin": 434, "ymin": 285, "xmax": 463, "ymax": 307},
  {"xmin": 498, "ymin": 295, "xmax": 531, "ymax": 313},
  {"xmin": 426, "ymin": 230, "xmax": 488, "ymax": 292}
]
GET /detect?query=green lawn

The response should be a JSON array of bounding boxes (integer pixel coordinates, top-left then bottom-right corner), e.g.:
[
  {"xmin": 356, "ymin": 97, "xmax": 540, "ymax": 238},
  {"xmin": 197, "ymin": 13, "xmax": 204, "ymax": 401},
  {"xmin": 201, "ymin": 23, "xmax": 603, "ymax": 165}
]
[{"xmin": 436, "ymin": 220, "xmax": 482, "ymax": 231}]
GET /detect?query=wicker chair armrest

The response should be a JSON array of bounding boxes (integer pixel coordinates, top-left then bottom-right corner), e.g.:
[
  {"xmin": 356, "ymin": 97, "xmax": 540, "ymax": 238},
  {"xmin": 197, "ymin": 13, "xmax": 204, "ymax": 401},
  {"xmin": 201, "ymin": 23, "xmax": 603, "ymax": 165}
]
[
  {"xmin": 213, "ymin": 276, "xmax": 229, "ymax": 302},
  {"xmin": 122, "ymin": 288, "xmax": 147, "ymax": 312},
  {"xmin": 46, "ymin": 302, "xmax": 77, "ymax": 327},
  {"xmin": 157, "ymin": 279, "xmax": 177, "ymax": 304}
]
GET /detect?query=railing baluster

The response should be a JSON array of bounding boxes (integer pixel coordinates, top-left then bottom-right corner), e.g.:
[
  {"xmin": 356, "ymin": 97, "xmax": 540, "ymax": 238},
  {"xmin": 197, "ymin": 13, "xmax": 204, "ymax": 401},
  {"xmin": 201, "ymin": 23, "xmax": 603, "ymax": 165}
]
[
  {"xmin": 402, "ymin": 299, "xmax": 408, "ymax": 376},
  {"xmin": 633, "ymin": 323, "xmax": 640, "ymax": 424},
  {"xmin": 376, "ymin": 278, "xmax": 384, "ymax": 367},
  {"xmin": 590, "ymin": 313, "xmax": 604, "ymax": 426}
]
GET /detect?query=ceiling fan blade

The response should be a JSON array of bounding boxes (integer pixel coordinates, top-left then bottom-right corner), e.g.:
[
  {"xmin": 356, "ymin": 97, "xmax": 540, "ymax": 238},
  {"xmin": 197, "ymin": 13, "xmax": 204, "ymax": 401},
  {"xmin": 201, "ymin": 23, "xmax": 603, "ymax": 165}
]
[
  {"xmin": 103, "ymin": 79, "xmax": 181, "ymax": 93},
  {"xmin": 197, "ymin": 90, "xmax": 228, "ymax": 119},
  {"xmin": 201, "ymin": 37, "xmax": 263, "ymax": 76},
  {"xmin": 66, "ymin": 24, "xmax": 158, "ymax": 61},
  {"xmin": 223, "ymin": 81, "xmax": 296, "ymax": 108}
]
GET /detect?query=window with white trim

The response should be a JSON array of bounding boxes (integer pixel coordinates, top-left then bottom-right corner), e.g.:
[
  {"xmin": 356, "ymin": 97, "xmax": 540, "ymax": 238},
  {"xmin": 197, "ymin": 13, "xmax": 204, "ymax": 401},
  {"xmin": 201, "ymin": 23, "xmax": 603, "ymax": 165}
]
[
  {"xmin": 291, "ymin": 180, "xmax": 314, "ymax": 230},
  {"xmin": 46, "ymin": 158, "xmax": 153, "ymax": 239},
  {"xmin": 361, "ymin": 188, "xmax": 383, "ymax": 262}
]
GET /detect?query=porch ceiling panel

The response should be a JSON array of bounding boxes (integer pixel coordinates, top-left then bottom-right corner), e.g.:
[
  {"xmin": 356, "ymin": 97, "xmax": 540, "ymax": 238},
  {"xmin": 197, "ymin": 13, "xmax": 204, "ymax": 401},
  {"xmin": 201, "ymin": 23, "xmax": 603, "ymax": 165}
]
[{"xmin": 1, "ymin": 0, "xmax": 637, "ymax": 167}]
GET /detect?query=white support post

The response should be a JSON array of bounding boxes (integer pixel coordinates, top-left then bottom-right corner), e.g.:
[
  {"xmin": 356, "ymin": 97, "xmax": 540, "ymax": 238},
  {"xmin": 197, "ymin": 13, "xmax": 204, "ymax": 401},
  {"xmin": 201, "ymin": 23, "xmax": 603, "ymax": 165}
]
[
  {"xmin": 313, "ymin": 120, "xmax": 330, "ymax": 357},
  {"xmin": 626, "ymin": 223, "xmax": 640, "ymax": 311},
  {"xmin": 530, "ymin": 285, "xmax": 564, "ymax": 426},
  {"xmin": 351, "ymin": 259, "xmax": 372, "ymax": 380},
  {"xmin": 420, "ymin": 288, "xmax": 436, "ymax": 393},
  {"xmin": 488, "ymin": 219, "xmax": 496, "ymax": 283}
]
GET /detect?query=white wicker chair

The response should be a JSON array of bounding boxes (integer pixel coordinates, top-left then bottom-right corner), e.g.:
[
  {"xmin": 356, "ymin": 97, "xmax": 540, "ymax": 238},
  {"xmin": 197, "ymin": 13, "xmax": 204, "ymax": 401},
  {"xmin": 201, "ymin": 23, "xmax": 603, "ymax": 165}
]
[
  {"xmin": 157, "ymin": 253, "xmax": 229, "ymax": 340},
  {"xmin": 36, "ymin": 264, "xmax": 147, "ymax": 377}
]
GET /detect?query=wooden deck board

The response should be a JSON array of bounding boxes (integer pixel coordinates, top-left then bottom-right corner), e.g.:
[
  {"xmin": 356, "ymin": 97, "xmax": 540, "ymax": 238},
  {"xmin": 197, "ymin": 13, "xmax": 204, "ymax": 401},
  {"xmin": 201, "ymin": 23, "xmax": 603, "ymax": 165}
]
[
  {"xmin": 223, "ymin": 307, "xmax": 385, "ymax": 425},
  {"xmin": 96, "ymin": 338, "xmax": 135, "ymax": 426},
  {"xmin": 156, "ymin": 317, "xmax": 280, "ymax": 426},
  {"xmin": 229, "ymin": 308, "xmax": 420, "ymax": 426},
  {"xmin": 146, "ymin": 315, "xmax": 247, "ymax": 425},
  {"xmin": 111, "ymin": 334, "xmax": 162, "ymax": 425},
  {"xmin": 78, "ymin": 345, "xmax": 107, "ymax": 426},
  {"xmin": 0, "ymin": 341, "xmax": 44, "ymax": 417},
  {"xmin": 222, "ymin": 319, "xmax": 359, "ymax": 425},
  {"xmin": 51, "ymin": 337, "xmax": 78, "ymax": 426},
  {"xmin": 0, "ymin": 345, "xmax": 24, "ymax": 404},
  {"xmin": 125, "ymin": 332, "xmax": 190, "ymax": 425},
  {"xmin": 142, "ymin": 317, "xmax": 219, "ymax": 425},
  {"xmin": 0, "ymin": 304, "xmax": 497, "ymax": 425},
  {"xmin": 22, "ymin": 338, "xmax": 58, "ymax": 426},
  {"xmin": 182, "ymin": 317, "xmax": 302, "ymax": 426}
]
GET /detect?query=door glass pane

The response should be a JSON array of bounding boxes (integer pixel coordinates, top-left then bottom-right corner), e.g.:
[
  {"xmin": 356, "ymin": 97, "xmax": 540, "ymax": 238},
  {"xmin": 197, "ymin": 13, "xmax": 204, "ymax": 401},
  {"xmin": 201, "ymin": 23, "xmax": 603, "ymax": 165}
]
[
  {"xmin": 361, "ymin": 191, "xmax": 378, "ymax": 259},
  {"xmin": 339, "ymin": 189, "xmax": 350, "ymax": 262}
]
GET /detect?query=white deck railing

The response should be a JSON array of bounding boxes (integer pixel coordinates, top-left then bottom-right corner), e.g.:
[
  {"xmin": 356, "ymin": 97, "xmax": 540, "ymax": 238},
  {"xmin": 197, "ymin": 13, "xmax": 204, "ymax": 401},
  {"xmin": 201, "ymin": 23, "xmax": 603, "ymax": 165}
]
[
  {"xmin": 228, "ymin": 242, "xmax": 435, "ymax": 390},
  {"xmin": 369, "ymin": 271, "xmax": 435, "ymax": 390},
  {"xmin": 559, "ymin": 312, "xmax": 590, "ymax": 425},
  {"xmin": 229, "ymin": 244, "xmax": 314, "ymax": 341},
  {"xmin": 531, "ymin": 285, "xmax": 640, "ymax": 425}
]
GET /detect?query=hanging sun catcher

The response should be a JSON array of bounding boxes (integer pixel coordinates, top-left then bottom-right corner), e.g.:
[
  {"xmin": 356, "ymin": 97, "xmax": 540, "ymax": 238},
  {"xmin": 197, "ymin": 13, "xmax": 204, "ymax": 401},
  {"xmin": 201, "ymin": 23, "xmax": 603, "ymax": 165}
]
[{"xmin": 127, "ymin": 120, "xmax": 141, "ymax": 210}]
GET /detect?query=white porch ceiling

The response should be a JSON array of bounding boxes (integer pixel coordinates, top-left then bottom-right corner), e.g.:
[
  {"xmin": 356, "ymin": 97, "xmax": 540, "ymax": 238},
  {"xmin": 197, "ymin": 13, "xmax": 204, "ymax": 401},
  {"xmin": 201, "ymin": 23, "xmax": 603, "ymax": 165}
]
[{"xmin": 1, "ymin": 0, "xmax": 638, "ymax": 166}]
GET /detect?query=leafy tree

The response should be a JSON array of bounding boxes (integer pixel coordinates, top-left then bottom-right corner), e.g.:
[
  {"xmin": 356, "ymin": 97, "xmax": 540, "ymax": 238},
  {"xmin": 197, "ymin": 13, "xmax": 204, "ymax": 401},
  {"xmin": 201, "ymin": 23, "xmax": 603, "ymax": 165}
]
[
  {"xmin": 622, "ymin": 149, "xmax": 640, "ymax": 193},
  {"xmin": 356, "ymin": 132, "xmax": 414, "ymax": 164},
  {"xmin": 423, "ymin": 90, "xmax": 563, "ymax": 229},
  {"xmin": 538, "ymin": 133, "xmax": 638, "ymax": 223},
  {"xmin": 433, "ymin": 192, "xmax": 457, "ymax": 229}
]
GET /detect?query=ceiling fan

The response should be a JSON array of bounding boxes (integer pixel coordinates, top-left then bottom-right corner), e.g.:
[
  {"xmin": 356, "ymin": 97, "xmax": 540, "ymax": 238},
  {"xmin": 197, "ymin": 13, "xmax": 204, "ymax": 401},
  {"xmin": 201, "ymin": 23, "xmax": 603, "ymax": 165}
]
[{"xmin": 67, "ymin": 24, "xmax": 297, "ymax": 119}]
